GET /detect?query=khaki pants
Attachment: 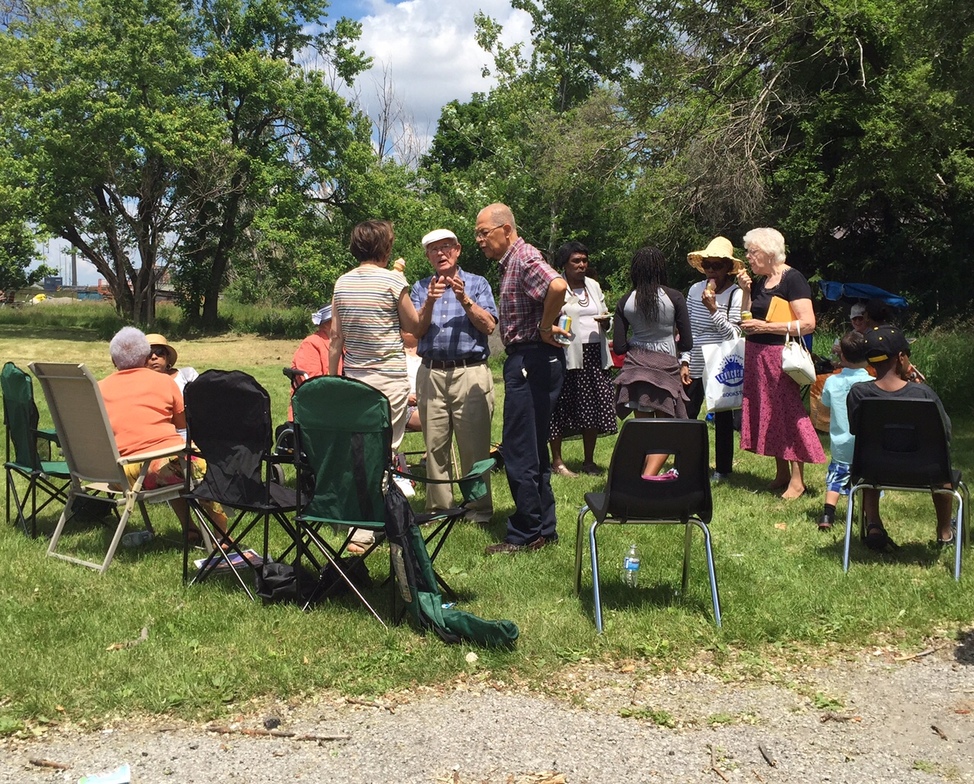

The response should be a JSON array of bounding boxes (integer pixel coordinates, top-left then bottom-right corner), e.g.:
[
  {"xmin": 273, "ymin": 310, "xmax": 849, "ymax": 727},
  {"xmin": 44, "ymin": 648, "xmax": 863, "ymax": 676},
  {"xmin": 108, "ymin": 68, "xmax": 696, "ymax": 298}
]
[{"xmin": 416, "ymin": 362, "xmax": 494, "ymax": 519}]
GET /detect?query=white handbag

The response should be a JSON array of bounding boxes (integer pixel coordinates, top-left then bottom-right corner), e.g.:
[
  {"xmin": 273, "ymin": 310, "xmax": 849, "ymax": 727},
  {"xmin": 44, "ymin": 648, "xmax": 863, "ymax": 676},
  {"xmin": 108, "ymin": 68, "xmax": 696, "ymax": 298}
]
[{"xmin": 781, "ymin": 321, "xmax": 816, "ymax": 386}]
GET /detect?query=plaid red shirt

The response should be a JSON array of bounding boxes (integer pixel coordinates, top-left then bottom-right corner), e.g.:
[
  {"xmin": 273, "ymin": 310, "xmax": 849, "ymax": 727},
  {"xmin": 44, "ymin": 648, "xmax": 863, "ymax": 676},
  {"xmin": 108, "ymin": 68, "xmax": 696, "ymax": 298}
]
[{"xmin": 497, "ymin": 238, "xmax": 561, "ymax": 346}]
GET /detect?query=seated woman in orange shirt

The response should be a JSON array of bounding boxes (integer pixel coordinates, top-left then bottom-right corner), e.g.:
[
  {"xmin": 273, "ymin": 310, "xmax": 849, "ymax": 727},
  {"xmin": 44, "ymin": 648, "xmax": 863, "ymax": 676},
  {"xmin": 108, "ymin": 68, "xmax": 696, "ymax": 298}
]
[{"xmin": 99, "ymin": 327, "xmax": 227, "ymax": 544}]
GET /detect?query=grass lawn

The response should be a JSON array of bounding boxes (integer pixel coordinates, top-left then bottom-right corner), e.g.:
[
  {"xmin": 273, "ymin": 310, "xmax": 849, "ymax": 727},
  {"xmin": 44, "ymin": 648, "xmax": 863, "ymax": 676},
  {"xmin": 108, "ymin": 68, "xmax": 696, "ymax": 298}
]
[{"xmin": 1, "ymin": 326, "xmax": 971, "ymax": 732}]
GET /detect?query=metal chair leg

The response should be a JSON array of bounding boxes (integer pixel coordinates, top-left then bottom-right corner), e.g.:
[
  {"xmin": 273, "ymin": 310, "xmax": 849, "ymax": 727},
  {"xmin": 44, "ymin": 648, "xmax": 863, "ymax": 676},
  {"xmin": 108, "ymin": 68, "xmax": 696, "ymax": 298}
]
[
  {"xmin": 694, "ymin": 520, "xmax": 722, "ymax": 628},
  {"xmin": 843, "ymin": 484, "xmax": 861, "ymax": 573},
  {"xmin": 574, "ymin": 505, "xmax": 589, "ymax": 595},
  {"xmin": 589, "ymin": 520, "xmax": 605, "ymax": 633}
]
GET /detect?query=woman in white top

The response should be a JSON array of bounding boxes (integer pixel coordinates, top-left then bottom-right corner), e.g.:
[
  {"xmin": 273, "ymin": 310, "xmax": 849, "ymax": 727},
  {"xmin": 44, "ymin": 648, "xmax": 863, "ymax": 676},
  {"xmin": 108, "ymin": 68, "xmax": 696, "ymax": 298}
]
[{"xmin": 548, "ymin": 242, "xmax": 616, "ymax": 477}]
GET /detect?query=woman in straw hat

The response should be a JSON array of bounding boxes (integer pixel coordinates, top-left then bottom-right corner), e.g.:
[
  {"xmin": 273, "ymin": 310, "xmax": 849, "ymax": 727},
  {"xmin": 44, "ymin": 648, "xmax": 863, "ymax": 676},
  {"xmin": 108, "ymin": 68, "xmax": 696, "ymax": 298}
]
[
  {"xmin": 145, "ymin": 333, "xmax": 199, "ymax": 394},
  {"xmin": 737, "ymin": 227, "xmax": 825, "ymax": 499},
  {"xmin": 680, "ymin": 237, "xmax": 744, "ymax": 481}
]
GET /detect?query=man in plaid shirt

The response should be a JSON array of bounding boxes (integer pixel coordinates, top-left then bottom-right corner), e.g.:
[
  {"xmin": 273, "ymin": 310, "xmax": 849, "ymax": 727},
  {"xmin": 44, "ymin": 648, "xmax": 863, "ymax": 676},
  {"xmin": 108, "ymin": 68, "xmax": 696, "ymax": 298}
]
[{"xmin": 475, "ymin": 203, "xmax": 569, "ymax": 554}]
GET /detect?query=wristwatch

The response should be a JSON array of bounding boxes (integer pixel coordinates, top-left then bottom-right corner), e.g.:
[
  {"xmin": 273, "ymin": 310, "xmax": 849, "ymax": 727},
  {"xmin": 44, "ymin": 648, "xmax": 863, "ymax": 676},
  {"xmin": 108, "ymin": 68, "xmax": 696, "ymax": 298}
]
[
  {"xmin": 460, "ymin": 297, "xmax": 473, "ymax": 308},
  {"xmin": 539, "ymin": 323, "xmax": 553, "ymax": 333}
]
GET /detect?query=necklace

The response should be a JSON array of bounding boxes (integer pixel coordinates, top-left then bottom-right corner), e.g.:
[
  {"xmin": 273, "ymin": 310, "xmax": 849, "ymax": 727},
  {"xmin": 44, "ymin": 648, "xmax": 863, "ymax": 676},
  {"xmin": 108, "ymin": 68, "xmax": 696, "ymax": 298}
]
[{"xmin": 572, "ymin": 282, "xmax": 589, "ymax": 307}]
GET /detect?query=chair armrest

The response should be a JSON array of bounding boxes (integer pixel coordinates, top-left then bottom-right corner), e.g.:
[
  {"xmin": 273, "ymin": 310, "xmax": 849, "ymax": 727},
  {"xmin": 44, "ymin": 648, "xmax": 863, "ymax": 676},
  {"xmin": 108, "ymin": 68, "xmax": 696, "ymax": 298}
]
[
  {"xmin": 36, "ymin": 427, "xmax": 60, "ymax": 446},
  {"xmin": 117, "ymin": 444, "xmax": 188, "ymax": 466}
]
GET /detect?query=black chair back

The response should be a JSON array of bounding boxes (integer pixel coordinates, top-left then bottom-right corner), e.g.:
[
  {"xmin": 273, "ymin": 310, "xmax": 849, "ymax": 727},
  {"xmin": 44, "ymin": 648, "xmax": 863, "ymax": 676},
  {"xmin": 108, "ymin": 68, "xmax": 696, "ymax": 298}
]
[
  {"xmin": 184, "ymin": 370, "xmax": 274, "ymax": 508},
  {"xmin": 604, "ymin": 418, "xmax": 712, "ymax": 524},
  {"xmin": 851, "ymin": 398, "xmax": 953, "ymax": 488}
]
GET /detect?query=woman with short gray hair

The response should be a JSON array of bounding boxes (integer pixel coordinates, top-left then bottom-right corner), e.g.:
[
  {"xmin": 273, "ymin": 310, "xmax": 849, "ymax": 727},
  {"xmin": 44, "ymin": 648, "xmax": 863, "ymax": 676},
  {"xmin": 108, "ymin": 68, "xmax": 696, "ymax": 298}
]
[
  {"xmin": 737, "ymin": 228, "xmax": 825, "ymax": 499},
  {"xmin": 109, "ymin": 326, "xmax": 151, "ymax": 370}
]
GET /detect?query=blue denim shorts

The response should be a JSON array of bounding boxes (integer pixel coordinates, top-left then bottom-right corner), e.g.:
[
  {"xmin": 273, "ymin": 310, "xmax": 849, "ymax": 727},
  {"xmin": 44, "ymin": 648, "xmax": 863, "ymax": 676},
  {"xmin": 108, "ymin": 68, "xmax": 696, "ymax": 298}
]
[{"xmin": 825, "ymin": 460, "xmax": 851, "ymax": 495}]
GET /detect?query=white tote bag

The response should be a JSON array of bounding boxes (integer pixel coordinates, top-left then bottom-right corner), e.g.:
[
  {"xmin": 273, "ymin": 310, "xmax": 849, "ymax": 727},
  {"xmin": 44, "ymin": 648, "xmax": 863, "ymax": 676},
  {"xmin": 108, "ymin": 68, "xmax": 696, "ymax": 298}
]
[
  {"xmin": 702, "ymin": 337, "xmax": 746, "ymax": 412},
  {"xmin": 781, "ymin": 322, "xmax": 816, "ymax": 386}
]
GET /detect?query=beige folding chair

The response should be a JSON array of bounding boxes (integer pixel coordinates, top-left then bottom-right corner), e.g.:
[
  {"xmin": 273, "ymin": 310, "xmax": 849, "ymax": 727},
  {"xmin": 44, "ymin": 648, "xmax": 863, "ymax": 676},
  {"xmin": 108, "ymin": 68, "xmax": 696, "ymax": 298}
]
[{"xmin": 30, "ymin": 362, "xmax": 187, "ymax": 574}]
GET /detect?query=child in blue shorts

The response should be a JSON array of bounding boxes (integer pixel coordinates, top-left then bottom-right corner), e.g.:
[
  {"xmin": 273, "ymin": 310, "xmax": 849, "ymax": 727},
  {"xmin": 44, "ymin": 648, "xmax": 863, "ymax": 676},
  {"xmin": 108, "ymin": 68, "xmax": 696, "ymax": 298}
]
[{"xmin": 818, "ymin": 330, "xmax": 872, "ymax": 530}]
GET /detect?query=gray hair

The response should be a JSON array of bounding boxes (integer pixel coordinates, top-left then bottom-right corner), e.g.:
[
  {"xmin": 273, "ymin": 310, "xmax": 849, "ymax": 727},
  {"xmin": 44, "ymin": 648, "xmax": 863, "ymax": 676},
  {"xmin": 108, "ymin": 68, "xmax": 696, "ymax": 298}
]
[
  {"xmin": 743, "ymin": 227, "xmax": 787, "ymax": 265},
  {"xmin": 109, "ymin": 326, "xmax": 151, "ymax": 370}
]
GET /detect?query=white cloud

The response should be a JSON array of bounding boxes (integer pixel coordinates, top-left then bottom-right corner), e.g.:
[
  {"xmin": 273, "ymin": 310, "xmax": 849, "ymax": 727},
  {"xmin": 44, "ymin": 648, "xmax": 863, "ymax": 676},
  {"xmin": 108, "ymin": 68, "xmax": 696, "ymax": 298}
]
[{"xmin": 350, "ymin": 0, "xmax": 532, "ymax": 152}]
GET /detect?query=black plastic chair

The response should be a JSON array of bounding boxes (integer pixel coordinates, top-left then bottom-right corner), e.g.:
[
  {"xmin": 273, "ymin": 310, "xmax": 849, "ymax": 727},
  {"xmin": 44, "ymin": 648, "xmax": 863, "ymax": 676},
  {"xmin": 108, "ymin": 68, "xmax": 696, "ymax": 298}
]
[
  {"xmin": 1, "ymin": 362, "xmax": 70, "ymax": 537},
  {"xmin": 843, "ymin": 397, "xmax": 968, "ymax": 580},
  {"xmin": 574, "ymin": 418, "xmax": 721, "ymax": 632},
  {"xmin": 183, "ymin": 370, "xmax": 297, "ymax": 600}
]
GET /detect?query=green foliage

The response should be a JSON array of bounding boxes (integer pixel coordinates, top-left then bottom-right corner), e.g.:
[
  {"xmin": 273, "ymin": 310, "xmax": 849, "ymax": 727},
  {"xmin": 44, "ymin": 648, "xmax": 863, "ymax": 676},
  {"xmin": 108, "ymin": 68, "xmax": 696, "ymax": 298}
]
[
  {"xmin": 0, "ymin": 0, "xmax": 377, "ymax": 328},
  {"xmin": 432, "ymin": 0, "xmax": 974, "ymax": 323}
]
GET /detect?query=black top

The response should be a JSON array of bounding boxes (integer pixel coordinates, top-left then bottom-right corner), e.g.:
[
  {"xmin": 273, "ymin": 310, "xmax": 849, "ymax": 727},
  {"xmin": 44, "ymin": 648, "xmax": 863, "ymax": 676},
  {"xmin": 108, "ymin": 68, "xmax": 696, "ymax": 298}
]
[{"xmin": 748, "ymin": 267, "xmax": 813, "ymax": 346}]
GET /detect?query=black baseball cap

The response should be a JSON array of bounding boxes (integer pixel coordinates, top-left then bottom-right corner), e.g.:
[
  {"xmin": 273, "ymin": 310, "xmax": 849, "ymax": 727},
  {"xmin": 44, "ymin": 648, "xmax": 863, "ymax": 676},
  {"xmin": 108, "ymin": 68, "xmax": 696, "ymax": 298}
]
[{"xmin": 863, "ymin": 325, "xmax": 910, "ymax": 364}]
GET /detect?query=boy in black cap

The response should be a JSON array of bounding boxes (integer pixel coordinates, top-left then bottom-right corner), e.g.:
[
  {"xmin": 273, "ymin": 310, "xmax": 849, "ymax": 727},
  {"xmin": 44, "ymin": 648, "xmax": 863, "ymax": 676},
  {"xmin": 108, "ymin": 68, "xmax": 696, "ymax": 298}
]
[{"xmin": 846, "ymin": 325, "xmax": 954, "ymax": 547}]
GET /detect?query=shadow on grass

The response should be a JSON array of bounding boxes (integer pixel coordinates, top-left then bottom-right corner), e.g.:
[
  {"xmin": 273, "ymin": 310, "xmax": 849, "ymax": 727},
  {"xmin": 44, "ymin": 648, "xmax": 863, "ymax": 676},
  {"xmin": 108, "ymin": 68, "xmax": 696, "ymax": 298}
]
[
  {"xmin": 954, "ymin": 629, "xmax": 974, "ymax": 666},
  {"xmin": 577, "ymin": 579, "xmax": 712, "ymax": 621},
  {"xmin": 815, "ymin": 533, "xmax": 950, "ymax": 571}
]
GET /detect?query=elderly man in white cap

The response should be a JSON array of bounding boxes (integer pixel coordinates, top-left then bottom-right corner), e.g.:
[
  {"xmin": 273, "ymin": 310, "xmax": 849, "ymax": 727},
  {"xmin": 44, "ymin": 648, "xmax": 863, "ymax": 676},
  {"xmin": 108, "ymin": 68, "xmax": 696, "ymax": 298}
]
[{"xmin": 410, "ymin": 228, "xmax": 498, "ymax": 523}]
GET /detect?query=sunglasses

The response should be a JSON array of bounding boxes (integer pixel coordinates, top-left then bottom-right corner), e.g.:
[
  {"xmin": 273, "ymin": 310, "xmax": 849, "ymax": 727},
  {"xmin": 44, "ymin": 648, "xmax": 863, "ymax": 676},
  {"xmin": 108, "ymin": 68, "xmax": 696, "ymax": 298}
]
[
  {"xmin": 701, "ymin": 260, "xmax": 728, "ymax": 271},
  {"xmin": 149, "ymin": 347, "xmax": 168, "ymax": 358}
]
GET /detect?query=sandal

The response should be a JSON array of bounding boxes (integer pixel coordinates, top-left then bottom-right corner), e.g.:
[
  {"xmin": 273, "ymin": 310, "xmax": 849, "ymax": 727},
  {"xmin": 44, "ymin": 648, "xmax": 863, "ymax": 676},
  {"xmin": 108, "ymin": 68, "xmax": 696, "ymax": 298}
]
[
  {"xmin": 552, "ymin": 464, "xmax": 578, "ymax": 478},
  {"xmin": 864, "ymin": 522, "xmax": 897, "ymax": 552},
  {"xmin": 580, "ymin": 462, "xmax": 602, "ymax": 476}
]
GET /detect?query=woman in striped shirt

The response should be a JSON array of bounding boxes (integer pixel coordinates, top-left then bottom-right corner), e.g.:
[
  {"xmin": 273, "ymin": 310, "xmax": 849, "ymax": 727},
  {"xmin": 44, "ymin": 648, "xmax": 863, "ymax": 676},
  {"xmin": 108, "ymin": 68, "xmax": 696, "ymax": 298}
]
[{"xmin": 679, "ymin": 237, "xmax": 744, "ymax": 482}]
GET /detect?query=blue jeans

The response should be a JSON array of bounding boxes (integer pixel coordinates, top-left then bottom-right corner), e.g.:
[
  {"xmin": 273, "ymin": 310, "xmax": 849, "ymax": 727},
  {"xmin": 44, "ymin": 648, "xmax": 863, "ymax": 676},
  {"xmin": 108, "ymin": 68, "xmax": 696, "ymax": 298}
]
[{"xmin": 502, "ymin": 343, "xmax": 565, "ymax": 544}]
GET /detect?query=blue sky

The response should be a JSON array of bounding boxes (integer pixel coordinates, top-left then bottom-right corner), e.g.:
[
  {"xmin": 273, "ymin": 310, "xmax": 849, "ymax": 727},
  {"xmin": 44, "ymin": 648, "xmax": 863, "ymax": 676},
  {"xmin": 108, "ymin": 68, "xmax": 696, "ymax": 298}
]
[{"xmin": 42, "ymin": 0, "xmax": 532, "ymax": 286}]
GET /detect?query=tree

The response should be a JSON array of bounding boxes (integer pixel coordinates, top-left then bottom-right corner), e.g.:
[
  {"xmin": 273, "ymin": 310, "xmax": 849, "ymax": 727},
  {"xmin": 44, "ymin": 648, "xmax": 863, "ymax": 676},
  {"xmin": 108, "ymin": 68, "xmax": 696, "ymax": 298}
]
[{"xmin": 0, "ymin": 0, "xmax": 372, "ymax": 327}]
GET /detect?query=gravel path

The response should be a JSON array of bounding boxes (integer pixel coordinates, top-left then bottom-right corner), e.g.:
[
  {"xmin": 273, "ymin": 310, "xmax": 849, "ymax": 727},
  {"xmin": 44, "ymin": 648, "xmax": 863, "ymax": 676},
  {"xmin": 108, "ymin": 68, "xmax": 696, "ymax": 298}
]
[{"xmin": 4, "ymin": 643, "xmax": 973, "ymax": 783}]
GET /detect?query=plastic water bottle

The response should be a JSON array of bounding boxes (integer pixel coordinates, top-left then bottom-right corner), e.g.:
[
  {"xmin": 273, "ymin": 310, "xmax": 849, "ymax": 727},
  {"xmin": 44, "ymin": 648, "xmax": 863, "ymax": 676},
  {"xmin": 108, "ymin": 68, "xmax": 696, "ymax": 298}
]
[
  {"xmin": 622, "ymin": 543, "xmax": 640, "ymax": 588},
  {"xmin": 121, "ymin": 530, "xmax": 153, "ymax": 548}
]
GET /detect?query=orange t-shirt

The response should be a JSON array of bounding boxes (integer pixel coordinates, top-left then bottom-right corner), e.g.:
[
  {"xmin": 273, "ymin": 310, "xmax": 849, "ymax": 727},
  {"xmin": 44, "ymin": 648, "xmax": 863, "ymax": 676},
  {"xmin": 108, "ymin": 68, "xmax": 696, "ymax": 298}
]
[{"xmin": 99, "ymin": 368, "xmax": 184, "ymax": 456}]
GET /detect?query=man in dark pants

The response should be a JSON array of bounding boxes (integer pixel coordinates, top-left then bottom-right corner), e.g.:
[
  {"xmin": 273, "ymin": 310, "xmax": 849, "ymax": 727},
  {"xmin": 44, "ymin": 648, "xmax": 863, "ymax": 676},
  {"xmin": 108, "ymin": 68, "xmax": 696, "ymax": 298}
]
[{"xmin": 475, "ymin": 203, "xmax": 569, "ymax": 554}]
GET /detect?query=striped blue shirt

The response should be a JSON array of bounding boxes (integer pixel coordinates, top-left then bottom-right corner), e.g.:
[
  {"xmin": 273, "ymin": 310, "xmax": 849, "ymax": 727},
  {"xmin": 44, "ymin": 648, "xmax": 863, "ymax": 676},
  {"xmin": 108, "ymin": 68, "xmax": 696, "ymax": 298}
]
[{"xmin": 410, "ymin": 269, "xmax": 497, "ymax": 361}]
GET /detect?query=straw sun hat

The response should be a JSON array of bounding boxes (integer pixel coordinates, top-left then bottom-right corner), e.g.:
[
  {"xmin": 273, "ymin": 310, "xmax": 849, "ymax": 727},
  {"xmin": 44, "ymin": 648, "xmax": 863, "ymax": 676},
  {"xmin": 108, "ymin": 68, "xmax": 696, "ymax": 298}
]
[
  {"xmin": 687, "ymin": 236, "xmax": 745, "ymax": 275},
  {"xmin": 144, "ymin": 333, "xmax": 177, "ymax": 366}
]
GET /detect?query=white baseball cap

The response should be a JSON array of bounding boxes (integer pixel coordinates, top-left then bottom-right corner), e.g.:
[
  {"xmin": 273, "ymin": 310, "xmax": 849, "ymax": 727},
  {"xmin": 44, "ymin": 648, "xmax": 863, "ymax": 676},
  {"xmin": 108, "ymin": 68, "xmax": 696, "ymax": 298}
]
[
  {"xmin": 421, "ymin": 229, "xmax": 458, "ymax": 249},
  {"xmin": 312, "ymin": 305, "xmax": 332, "ymax": 325},
  {"xmin": 850, "ymin": 303, "xmax": 867, "ymax": 319}
]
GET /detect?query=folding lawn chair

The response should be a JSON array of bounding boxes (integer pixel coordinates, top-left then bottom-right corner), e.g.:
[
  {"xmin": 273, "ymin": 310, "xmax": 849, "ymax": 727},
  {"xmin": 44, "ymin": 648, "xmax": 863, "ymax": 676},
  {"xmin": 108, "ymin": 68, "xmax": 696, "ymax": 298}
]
[
  {"xmin": 2, "ymin": 362, "xmax": 70, "ymax": 538},
  {"xmin": 29, "ymin": 362, "xmax": 187, "ymax": 574},
  {"xmin": 575, "ymin": 418, "xmax": 721, "ymax": 632},
  {"xmin": 843, "ymin": 397, "xmax": 968, "ymax": 580},
  {"xmin": 183, "ymin": 370, "xmax": 297, "ymax": 600},
  {"xmin": 290, "ymin": 375, "xmax": 391, "ymax": 622},
  {"xmin": 291, "ymin": 375, "xmax": 492, "ymax": 624}
]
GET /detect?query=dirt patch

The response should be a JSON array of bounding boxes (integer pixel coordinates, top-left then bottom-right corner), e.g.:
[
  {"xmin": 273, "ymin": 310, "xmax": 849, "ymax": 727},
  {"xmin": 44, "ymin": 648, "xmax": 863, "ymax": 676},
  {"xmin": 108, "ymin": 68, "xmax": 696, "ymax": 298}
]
[{"xmin": 4, "ymin": 641, "xmax": 972, "ymax": 784}]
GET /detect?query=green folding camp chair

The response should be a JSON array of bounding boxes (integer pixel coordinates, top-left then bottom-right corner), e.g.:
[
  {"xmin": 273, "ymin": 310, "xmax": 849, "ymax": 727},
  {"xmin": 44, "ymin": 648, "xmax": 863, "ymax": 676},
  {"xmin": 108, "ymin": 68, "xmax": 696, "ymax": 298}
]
[
  {"xmin": 1, "ymin": 362, "xmax": 70, "ymax": 538},
  {"xmin": 290, "ymin": 375, "xmax": 494, "ymax": 624},
  {"xmin": 290, "ymin": 376, "xmax": 392, "ymax": 622}
]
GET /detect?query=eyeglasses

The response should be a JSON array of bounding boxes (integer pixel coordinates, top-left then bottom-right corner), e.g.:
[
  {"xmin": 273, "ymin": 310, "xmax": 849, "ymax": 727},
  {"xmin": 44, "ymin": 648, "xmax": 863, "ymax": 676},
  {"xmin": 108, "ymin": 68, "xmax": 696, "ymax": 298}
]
[
  {"xmin": 474, "ymin": 225, "xmax": 503, "ymax": 240},
  {"xmin": 701, "ymin": 260, "xmax": 727, "ymax": 271},
  {"xmin": 426, "ymin": 243, "xmax": 459, "ymax": 256}
]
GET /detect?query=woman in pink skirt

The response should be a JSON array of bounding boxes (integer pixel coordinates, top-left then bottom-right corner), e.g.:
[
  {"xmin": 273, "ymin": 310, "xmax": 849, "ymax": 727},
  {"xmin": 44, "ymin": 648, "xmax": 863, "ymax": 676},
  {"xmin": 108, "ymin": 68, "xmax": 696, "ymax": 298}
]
[{"xmin": 737, "ymin": 228, "xmax": 825, "ymax": 499}]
